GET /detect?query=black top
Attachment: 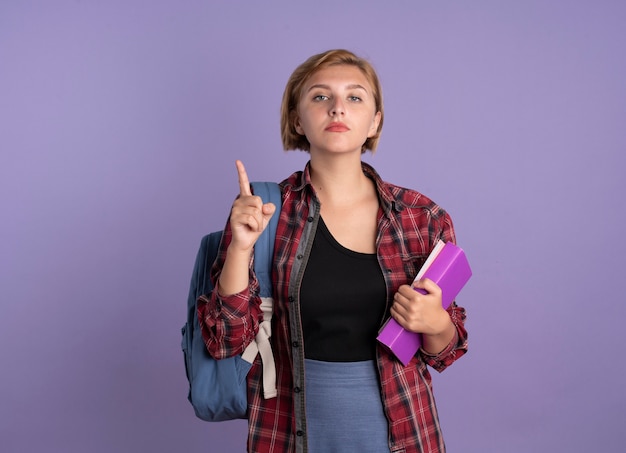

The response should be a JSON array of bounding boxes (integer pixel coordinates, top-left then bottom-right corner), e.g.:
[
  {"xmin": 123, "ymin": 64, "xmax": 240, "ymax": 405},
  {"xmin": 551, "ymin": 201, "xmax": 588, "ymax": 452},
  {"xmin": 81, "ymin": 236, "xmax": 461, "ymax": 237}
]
[{"xmin": 300, "ymin": 217, "xmax": 387, "ymax": 361}]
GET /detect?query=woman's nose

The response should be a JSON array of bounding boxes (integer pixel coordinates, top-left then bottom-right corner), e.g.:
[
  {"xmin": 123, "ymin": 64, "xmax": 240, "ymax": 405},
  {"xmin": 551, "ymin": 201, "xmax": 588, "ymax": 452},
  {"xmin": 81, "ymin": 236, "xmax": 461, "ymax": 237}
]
[{"xmin": 329, "ymin": 98, "xmax": 345, "ymax": 116}]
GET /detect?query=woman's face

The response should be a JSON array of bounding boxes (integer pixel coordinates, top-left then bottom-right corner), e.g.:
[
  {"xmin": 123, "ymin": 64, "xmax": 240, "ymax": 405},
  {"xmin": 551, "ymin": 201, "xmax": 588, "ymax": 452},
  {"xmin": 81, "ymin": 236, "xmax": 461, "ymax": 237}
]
[{"xmin": 295, "ymin": 65, "xmax": 381, "ymax": 156}]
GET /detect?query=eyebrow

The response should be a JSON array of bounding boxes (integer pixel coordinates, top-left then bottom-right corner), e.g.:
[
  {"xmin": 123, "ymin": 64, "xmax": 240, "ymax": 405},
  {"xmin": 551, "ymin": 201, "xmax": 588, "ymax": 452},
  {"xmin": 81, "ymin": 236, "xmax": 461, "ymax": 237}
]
[{"xmin": 306, "ymin": 83, "xmax": 369, "ymax": 93}]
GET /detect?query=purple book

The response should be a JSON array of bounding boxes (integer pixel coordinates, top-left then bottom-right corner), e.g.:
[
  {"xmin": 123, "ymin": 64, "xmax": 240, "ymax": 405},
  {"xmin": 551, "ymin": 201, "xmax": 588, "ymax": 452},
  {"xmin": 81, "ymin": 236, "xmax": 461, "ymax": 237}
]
[{"xmin": 377, "ymin": 240, "xmax": 472, "ymax": 366}]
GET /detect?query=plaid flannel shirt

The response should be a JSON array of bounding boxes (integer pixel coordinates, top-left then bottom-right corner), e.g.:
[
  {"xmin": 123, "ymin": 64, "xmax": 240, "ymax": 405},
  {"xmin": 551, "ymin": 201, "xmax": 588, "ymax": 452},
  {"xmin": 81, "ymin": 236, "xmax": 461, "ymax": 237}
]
[{"xmin": 198, "ymin": 162, "xmax": 468, "ymax": 453}]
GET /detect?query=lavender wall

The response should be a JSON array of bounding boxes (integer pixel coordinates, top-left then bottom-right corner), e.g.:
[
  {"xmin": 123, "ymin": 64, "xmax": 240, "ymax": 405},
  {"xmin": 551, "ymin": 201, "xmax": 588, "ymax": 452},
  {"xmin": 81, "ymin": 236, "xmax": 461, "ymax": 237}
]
[{"xmin": 1, "ymin": 1, "xmax": 625, "ymax": 452}]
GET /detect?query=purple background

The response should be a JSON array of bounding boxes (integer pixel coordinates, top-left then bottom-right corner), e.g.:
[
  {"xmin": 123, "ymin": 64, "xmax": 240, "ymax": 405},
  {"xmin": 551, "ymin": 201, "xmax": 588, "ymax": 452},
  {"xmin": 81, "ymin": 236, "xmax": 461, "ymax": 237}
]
[{"xmin": 1, "ymin": 1, "xmax": 625, "ymax": 452}]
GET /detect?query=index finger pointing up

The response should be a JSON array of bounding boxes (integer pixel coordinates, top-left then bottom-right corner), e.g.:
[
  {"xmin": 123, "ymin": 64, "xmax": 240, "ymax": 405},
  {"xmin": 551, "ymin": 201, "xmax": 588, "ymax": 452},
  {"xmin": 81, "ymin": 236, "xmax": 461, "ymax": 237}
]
[{"xmin": 236, "ymin": 160, "xmax": 252, "ymax": 196}]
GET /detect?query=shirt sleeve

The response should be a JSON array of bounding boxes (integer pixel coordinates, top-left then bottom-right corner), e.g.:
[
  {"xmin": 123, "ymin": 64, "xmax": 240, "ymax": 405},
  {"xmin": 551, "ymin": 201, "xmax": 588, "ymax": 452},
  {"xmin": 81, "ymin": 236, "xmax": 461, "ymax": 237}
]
[
  {"xmin": 196, "ymin": 223, "xmax": 263, "ymax": 360},
  {"xmin": 420, "ymin": 302, "xmax": 468, "ymax": 372},
  {"xmin": 419, "ymin": 209, "xmax": 468, "ymax": 372}
]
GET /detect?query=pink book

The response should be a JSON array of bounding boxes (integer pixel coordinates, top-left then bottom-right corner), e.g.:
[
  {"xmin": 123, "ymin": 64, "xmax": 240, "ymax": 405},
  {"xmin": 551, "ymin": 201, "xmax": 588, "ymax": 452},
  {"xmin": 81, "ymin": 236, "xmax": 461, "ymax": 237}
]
[{"xmin": 377, "ymin": 240, "xmax": 472, "ymax": 366}]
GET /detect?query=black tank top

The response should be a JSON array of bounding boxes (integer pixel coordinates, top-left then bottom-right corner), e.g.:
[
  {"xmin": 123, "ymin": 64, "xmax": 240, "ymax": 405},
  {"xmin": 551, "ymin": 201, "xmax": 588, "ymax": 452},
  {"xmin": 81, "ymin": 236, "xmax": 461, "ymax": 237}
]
[{"xmin": 300, "ymin": 217, "xmax": 387, "ymax": 361}]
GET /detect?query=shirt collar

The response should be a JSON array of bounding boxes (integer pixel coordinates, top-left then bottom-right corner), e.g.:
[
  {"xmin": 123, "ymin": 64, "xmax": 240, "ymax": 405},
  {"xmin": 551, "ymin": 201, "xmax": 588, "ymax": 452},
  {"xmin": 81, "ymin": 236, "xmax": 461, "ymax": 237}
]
[{"xmin": 288, "ymin": 161, "xmax": 402, "ymax": 217}]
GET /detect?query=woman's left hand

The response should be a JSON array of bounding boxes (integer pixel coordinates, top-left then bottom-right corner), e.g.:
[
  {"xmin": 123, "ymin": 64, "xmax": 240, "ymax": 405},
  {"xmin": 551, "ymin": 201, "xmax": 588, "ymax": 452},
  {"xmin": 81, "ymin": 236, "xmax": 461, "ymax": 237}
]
[{"xmin": 390, "ymin": 279, "xmax": 451, "ymax": 336}]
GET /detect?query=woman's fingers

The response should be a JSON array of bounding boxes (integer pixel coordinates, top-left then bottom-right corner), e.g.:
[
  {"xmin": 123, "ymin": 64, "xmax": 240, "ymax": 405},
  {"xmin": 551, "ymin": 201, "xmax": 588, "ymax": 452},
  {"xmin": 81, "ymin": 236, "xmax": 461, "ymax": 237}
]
[{"xmin": 236, "ymin": 160, "xmax": 252, "ymax": 197}]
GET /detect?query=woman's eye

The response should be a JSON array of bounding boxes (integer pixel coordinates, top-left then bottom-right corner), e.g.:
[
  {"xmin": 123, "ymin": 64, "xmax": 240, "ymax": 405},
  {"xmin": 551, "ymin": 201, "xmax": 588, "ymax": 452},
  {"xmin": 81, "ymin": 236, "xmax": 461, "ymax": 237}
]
[
  {"xmin": 348, "ymin": 95, "xmax": 362, "ymax": 102},
  {"xmin": 313, "ymin": 95, "xmax": 329, "ymax": 101}
]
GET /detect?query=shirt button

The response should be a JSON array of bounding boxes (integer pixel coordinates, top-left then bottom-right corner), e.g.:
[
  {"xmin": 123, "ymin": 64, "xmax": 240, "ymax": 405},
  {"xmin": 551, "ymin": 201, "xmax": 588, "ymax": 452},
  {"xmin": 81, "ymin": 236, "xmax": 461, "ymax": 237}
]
[
  {"xmin": 307, "ymin": 216, "xmax": 314, "ymax": 222},
  {"xmin": 294, "ymin": 386, "xmax": 301, "ymax": 393},
  {"xmin": 296, "ymin": 430, "xmax": 304, "ymax": 437},
  {"xmin": 297, "ymin": 254, "xmax": 303, "ymax": 260},
  {"xmin": 292, "ymin": 341, "xmax": 299, "ymax": 348},
  {"xmin": 288, "ymin": 296, "xmax": 294, "ymax": 303}
]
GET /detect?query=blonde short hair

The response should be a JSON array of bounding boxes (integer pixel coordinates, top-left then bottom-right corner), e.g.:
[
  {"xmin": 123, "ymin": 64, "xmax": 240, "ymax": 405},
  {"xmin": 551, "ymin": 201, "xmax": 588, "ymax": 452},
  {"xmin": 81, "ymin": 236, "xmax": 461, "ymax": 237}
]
[{"xmin": 280, "ymin": 49, "xmax": 384, "ymax": 153}]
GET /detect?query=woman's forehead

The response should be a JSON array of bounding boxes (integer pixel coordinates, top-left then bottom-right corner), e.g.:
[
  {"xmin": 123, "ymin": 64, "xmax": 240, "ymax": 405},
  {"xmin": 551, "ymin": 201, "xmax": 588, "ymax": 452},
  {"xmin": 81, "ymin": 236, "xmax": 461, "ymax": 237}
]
[{"xmin": 303, "ymin": 65, "xmax": 373, "ymax": 91}]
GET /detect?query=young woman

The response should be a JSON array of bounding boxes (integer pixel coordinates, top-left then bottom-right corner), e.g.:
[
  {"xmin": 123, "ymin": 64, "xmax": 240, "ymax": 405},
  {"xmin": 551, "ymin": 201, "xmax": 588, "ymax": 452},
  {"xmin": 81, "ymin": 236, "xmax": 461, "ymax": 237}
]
[{"xmin": 198, "ymin": 49, "xmax": 468, "ymax": 453}]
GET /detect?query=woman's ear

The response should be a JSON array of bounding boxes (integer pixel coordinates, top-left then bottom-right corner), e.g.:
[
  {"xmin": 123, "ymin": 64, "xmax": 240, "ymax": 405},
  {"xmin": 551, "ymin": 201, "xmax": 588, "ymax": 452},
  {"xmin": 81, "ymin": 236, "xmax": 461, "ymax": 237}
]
[
  {"xmin": 293, "ymin": 115, "xmax": 304, "ymax": 135},
  {"xmin": 368, "ymin": 111, "xmax": 382, "ymax": 137}
]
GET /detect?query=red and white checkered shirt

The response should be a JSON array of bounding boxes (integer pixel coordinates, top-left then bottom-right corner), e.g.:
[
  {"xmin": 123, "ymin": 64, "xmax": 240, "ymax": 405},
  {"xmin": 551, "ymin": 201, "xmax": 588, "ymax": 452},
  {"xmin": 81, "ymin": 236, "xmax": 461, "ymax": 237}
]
[{"xmin": 198, "ymin": 162, "xmax": 468, "ymax": 453}]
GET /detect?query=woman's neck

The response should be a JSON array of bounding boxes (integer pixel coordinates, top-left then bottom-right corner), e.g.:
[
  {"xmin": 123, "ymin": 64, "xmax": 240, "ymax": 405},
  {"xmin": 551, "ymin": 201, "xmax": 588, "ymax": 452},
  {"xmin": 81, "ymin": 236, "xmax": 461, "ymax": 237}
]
[{"xmin": 308, "ymin": 154, "xmax": 373, "ymax": 207}]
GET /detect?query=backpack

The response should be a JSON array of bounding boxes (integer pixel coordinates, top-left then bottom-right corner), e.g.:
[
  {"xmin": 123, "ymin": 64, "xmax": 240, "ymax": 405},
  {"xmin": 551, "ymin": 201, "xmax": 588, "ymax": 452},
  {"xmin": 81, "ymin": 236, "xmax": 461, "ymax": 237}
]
[{"xmin": 181, "ymin": 181, "xmax": 281, "ymax": 422}]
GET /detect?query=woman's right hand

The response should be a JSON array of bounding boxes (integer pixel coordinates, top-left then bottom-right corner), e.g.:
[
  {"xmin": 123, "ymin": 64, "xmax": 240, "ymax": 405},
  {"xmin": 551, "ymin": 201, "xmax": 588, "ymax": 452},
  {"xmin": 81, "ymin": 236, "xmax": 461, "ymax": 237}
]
[
  {"xmin": 217, "ymin": 160, "xmax": 277, "ymax": 297},
  {"xmin": 228, "ymin": 159, "xmax": 277, "ymax": 256}
]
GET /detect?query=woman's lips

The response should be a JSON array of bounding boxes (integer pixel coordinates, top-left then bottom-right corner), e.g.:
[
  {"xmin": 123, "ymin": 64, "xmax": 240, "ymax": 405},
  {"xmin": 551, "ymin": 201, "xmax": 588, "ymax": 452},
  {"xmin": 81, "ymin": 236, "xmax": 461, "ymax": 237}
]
[{"xmin": 325, "ymin": 122, "xmax": 350, "ymax": 132}]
